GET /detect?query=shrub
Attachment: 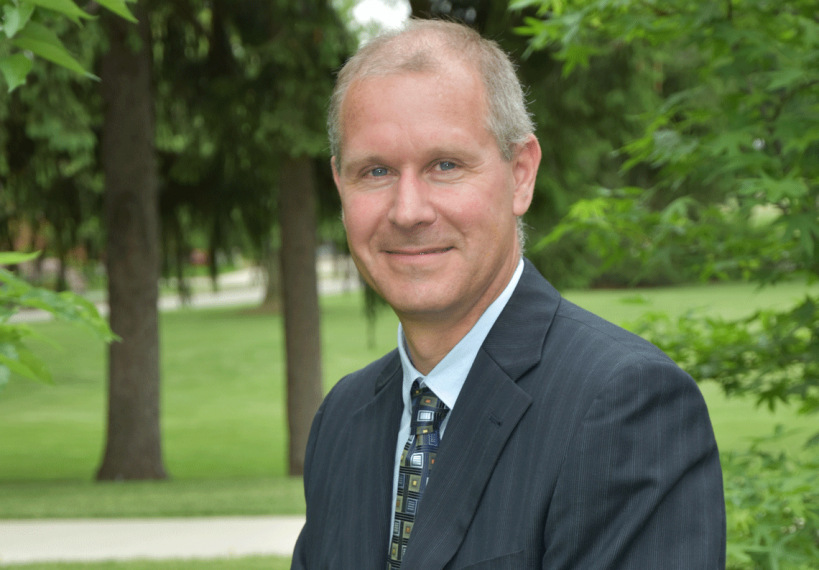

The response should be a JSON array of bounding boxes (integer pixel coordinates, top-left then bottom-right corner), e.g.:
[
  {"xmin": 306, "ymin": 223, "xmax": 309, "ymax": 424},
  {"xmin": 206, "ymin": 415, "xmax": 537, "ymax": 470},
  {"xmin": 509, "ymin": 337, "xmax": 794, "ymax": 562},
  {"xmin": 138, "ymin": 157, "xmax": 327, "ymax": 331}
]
[{"xmin": 723, "ymin": 430, "xmax": 819, "ymax": 570}]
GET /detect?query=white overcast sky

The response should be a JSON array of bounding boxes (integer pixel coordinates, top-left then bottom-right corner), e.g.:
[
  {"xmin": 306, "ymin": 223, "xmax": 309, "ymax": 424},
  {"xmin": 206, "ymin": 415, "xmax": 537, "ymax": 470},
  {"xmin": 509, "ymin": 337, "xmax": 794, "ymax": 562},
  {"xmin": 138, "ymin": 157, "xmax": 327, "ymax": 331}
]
[{"xmin": 352, "ymin": 0, "xmax": 410, "ymax": 30}]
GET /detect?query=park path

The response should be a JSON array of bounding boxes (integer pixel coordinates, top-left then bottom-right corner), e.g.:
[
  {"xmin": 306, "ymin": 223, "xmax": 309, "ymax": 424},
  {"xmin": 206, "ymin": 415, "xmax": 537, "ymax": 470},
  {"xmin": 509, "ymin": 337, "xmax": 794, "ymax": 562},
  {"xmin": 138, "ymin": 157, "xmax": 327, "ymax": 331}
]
[
  {"xmin": 0, "ymin": 515, "xmax": 304, "ymax": 564},
  {"xmin": 9, "ymin": 262, "xmax": 362, "ymax": 323}
]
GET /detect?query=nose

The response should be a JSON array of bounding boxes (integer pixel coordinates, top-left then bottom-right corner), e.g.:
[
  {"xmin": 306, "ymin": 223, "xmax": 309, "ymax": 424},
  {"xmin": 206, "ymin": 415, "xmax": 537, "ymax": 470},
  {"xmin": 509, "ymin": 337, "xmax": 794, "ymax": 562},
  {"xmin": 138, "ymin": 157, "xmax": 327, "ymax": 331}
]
[{"xmin": 388, "ymin": 172, "xmax": 437, "ymax": 229}]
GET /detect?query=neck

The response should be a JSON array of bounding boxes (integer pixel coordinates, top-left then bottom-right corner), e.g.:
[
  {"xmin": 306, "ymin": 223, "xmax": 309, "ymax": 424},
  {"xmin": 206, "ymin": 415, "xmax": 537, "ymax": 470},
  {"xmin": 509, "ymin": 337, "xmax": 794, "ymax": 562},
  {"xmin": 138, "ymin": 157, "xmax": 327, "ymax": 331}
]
[{"xmin": 401, "ymin": 318, "xmax": 475, "ymax": 375}]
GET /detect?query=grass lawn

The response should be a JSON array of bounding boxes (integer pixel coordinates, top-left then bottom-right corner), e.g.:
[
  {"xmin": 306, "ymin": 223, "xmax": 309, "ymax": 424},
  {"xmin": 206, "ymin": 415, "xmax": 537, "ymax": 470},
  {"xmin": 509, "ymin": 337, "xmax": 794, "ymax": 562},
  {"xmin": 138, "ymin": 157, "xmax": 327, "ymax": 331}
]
[
  {"xmin": 0, "ymin": 292, "xmax": 397, "ymax": 518},
  {"xmin": 5, "ymin": 556, "xmax": 290, "ymax": 570},
  {"xmin": 0, "ymin": 279, "xmax": 816, "ymax": 520}
]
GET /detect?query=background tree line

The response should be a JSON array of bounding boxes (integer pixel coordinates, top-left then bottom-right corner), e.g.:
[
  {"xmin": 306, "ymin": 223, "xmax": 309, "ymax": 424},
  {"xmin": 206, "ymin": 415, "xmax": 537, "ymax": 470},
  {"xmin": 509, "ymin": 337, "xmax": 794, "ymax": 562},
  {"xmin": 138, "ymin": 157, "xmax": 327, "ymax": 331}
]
[{"xmin": 2, "ymin": 0, "xmax": 353, "ymax": 480}]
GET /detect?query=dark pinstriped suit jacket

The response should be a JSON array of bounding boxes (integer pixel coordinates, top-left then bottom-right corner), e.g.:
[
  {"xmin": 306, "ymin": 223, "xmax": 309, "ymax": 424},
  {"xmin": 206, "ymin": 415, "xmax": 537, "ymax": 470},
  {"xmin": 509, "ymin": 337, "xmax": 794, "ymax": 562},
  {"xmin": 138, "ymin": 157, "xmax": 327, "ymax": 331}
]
[{"xmin": 291, "ymin": 259, "xmax": 726, "ymax": 569}]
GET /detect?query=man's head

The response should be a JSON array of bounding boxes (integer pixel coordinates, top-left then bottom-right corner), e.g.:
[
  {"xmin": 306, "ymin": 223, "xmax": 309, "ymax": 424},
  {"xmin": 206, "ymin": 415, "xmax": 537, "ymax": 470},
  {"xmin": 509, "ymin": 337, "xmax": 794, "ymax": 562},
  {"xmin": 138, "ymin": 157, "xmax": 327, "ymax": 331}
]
[
  {"xmin": 330, "ymin": 20, "xmax": 541, "ymax": 336},
  {"xmin": 328, "ymin": 19, "xmax": 534, "ymax": 166}
]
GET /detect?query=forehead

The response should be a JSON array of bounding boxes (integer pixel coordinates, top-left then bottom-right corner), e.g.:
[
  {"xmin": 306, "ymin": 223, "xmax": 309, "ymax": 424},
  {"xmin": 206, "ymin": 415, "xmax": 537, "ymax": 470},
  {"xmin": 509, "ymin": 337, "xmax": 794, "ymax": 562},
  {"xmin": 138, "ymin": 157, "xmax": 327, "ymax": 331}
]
[{"xmin": 338, "ymin": 66, "xmax": 489, "ymax": 156}]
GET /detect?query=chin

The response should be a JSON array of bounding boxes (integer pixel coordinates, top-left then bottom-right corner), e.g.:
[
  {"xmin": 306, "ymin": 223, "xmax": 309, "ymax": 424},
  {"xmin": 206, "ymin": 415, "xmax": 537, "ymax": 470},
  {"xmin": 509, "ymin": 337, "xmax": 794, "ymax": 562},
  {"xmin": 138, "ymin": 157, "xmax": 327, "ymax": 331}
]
[{"xmin": 389, "ymin": 293, "xmax": 457, "ymax": 319}]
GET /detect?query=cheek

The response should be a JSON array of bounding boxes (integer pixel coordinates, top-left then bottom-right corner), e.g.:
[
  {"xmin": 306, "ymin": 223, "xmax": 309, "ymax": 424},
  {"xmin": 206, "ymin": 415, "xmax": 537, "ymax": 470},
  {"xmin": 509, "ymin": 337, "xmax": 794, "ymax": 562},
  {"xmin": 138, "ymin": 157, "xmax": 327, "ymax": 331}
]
[
  {"xmin": 447, "ymin": 187, "xmax": 508, "ymax": 229},
  {"xmin": 342, "ymin": 198, "xmax": 382, "ymax": 243}
]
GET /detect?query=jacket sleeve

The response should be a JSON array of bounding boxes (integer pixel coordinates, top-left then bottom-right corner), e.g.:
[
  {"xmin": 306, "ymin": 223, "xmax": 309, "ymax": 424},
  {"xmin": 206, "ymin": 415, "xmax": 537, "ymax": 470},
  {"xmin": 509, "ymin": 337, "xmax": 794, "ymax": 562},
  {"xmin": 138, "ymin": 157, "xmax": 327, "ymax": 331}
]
[{"xmin": 544, "ymin": 356, "xmax": 726, "ymax": 569}]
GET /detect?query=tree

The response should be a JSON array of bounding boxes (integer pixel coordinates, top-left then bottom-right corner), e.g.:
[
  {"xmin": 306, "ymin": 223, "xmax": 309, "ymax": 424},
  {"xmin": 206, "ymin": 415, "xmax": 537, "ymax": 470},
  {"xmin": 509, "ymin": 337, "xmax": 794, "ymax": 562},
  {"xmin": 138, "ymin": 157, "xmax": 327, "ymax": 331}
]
[
  {"xmin": 0, "ymin": 0, "xmax": 164, "ymax": 480},
  {"xmin": 96, "ymin": 3, "xmax": 165, "ymax": 480},
  {"xmin": 146, "ymin": 0, "xmax": 350, "ymax": 475},
  {"xmin": 0, "ymin": 0, "xmax": 136, "ymax": 91},
  {"xmin": 1, "ymin": 54, "xmax": 103, "ymax": 293},
  {"xmin": 279, "ymin": 156, "xmax": 323, "ymax": 475},
  {"xmin": 515, "ymin": 0, "xmax": 819, "ymax": 411},
  {"xmin": 4, "ymin": 0, "xmax": 351, "ymax": 477},
  {"xmin": 266, "ymin": 1, "xmax": 350, "ymax": 475},
  {"xmin": 1, "ymin": 1, "xmax": 133, "ymax": 279}
]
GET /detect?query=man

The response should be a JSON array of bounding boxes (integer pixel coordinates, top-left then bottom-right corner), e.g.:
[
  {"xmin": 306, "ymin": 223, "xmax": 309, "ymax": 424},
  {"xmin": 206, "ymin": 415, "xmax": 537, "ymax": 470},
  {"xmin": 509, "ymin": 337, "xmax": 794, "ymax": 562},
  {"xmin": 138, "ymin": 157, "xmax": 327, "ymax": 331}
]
[{"xmin": 292, "ymin": 19, "xmax": 725, "ymax": 570}]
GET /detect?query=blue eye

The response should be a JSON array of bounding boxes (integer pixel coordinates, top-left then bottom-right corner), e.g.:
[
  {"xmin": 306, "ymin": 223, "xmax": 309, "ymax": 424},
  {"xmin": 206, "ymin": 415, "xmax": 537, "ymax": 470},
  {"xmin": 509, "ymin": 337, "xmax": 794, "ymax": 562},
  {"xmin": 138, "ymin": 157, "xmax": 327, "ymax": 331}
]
[
  {"xmin": 439, "ymin": 161, "xmax": 456, "ymax": 171},
  {"xmin": 370, "ymin": 167, "xmax": 389, "ymax": 177}
]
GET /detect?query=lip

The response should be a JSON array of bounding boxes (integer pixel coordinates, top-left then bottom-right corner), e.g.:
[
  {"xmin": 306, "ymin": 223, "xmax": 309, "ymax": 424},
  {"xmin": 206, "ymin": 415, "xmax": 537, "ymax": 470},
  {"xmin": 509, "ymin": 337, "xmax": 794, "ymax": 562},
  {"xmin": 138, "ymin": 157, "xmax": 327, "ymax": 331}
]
[{"xmin": 384, "ymin": 247, "xmax": 453, "ymax": 256}]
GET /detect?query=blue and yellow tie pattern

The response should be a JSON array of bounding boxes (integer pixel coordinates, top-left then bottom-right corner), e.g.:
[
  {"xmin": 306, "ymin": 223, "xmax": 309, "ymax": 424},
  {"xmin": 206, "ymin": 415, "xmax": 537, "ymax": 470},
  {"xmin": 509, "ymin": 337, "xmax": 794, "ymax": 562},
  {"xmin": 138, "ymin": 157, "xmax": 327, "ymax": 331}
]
[{"xmin": 388, "ymin": 381, "xmax": 449, "ymax": 569}]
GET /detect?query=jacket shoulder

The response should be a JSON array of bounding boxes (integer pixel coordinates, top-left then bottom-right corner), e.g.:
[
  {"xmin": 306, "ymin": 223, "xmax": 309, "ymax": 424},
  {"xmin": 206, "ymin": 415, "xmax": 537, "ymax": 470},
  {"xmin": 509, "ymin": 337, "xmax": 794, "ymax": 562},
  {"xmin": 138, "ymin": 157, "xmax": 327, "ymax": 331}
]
[
  {"xmin": 323, "ymin": 348, "xmax": 401, "ymax": 407},
  {"xmin": 553, "ymin": 297, "xmax": 676, "ymax": 366}
]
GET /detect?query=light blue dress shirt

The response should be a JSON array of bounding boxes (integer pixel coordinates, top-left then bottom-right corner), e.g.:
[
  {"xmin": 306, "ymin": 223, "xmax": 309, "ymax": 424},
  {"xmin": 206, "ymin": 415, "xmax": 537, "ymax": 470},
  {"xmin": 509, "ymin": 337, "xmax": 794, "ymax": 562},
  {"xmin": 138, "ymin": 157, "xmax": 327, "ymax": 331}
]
[{"xmin": 389, "ymin": 257, "xmax": 524, "ymax": 539}]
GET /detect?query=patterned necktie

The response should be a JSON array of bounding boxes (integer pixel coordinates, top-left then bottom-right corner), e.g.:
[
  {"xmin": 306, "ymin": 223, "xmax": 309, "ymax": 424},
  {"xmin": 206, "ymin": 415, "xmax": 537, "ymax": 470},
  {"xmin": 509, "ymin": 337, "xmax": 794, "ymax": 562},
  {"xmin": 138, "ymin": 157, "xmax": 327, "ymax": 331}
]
[{"xmin": 388, "ymin": 381, "xmax": 449, "ymax": 569}]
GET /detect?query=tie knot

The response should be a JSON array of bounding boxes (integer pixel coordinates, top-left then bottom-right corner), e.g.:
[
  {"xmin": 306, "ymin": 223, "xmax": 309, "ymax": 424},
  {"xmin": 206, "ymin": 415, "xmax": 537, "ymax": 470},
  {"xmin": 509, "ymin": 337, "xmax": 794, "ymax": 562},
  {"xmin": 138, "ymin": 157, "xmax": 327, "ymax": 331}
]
[{"xmin": 410, "ymin": 381, "xmax": 448, "ymax": 435}]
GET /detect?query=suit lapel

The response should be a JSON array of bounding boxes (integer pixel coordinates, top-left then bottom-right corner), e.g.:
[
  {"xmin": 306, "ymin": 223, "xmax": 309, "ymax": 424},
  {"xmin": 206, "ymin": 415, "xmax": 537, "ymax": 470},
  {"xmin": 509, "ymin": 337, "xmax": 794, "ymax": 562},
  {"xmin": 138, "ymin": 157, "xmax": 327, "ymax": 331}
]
[
  {"xmin": 340, "ymin": 354, "xmax": 403, "ymax": 569},
  {"xmin": 401, "ymin": 352, "xmax": 532, "ymax": 569},
  {"xmin": 400, "ymin": 260, "xmax": 561, "ymax": 570}
]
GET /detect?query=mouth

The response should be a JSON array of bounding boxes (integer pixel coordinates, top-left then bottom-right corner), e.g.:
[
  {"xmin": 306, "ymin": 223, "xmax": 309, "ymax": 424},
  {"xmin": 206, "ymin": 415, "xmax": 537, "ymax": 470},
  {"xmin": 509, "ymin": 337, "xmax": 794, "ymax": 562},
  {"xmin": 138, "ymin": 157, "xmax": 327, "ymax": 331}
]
[{"xmin": 385, "ymin": 247, "xmax": 454, "ymax": 256}]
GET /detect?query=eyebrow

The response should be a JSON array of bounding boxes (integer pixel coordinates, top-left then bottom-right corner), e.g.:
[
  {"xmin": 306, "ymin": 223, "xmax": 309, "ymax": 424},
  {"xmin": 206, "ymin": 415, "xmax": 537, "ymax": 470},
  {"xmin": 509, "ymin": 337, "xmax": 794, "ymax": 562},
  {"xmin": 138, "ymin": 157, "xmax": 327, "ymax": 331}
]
[
  {"xmin": 341, "ymin": 155, "xmax": 384, "ymax": 177},
  {"xmin": 342, "ymin": 144, "xmax": 481, "ymax": 177}
]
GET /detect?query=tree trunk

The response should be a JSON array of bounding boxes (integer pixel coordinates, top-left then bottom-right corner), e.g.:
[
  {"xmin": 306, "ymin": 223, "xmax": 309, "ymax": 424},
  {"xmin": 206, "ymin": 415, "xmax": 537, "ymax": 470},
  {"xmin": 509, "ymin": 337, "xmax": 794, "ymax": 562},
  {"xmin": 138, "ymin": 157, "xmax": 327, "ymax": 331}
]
[
  {"xmin": 96, "ymin": 5, "xmax": 167, "ymax": 481},
  {"xmin": 279, "ymin": 156, "xmax": 323, "ymax": 476},
  {"xmin": 261, "ymin": 232, "xmax": 281, "ymax": 311}
]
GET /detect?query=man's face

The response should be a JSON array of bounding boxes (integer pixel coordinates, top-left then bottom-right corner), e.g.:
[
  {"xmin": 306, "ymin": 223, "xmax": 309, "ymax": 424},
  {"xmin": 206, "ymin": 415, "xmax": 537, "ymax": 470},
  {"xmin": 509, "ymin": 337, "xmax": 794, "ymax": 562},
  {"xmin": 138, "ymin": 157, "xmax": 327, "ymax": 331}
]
[{"xmin": 333, "ymin": 63, "xmax": 540, "ymax": 328}]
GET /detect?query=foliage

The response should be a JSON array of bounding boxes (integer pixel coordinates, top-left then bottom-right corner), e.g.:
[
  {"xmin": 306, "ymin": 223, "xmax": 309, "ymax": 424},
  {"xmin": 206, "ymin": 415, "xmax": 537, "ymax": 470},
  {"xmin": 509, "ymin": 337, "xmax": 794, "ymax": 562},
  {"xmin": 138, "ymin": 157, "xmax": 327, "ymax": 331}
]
[
  {"xmin": 634, "ymin": 301, "xmax": 819, "ymax": 417},
  {"xmin": 1, "ymin": 28, "xmax": 105, "ymax": 282},
  {"xmin": 516, "ymin": 39, "xmax": 666, "ymax": 287},
  {"xmin": 515, "ymin": 0, "xmax": 819, "ymax": 278},
  {"xmin": 722, "ymin": 429, "xmax": 819, "ymax": 570},
  {"xmin": 150, "ymin": 0, "xmax": 352, "ymax": 291},
  {"xmin": 0, "ymin": 251, "xmax": 115, "ymax": 392},
  {"xmin": 515, "ymin": 0, "xmax": 819, "ymax": 410},
  {"xmin": 536, "ymin": 187, "xmax": 785, "ymax": 287},
  {"xmin": 3, "ymin": 0, "xmax": 351, "ymax": 297},
  {"xmin": 0, "ymin": 1, "xmax": 135, "ymax": 282},
  {"xmin": 0, "ymin": 0, "xmax": 136, "ymax": 91}
]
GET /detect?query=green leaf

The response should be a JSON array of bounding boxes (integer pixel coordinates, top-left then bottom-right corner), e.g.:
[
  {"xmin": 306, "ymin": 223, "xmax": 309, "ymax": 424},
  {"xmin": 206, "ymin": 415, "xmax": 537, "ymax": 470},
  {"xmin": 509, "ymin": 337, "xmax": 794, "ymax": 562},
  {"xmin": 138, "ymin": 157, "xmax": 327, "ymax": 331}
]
[
  {"xmin": 0, "ymin": 53, "xmax": 33, "ymax": 92},
  {"xmin": 765, "ymin": 67, "xmax": 805, "ymax": 92},
  {"xmin": 95, "ymin": 0, "xmax": 138, "ymax": 23},
  {"xmin": 0, "ymin": 349, "xmax": 52, "ymax": 383},
  {"xmin": 11, "ymin": 21, "xmax": 97, "ymax": 79},
  {"xmin": 14, "ymin": 345, "xmax": 53, "ymax": 383},
  {"xmin": 0, "ymin": 266, "xmax": 31, "ymax": 294},
  {"xmin": 509, "ymin": 0, "xmax": 544, "ymax": 10},
  {"xmin": 28, "ymin": 0, "xmax": 91, "ymax": 25},
  {"xmin": 780, "ymin": 213, "xmax": 819, "ymax": 259},
  {"xmin": 0, "ymin": 322, "xmax": 62, "ymax": 352},
  {"xmin": 1, "ymin": 1, "xmax": 35, "ymax": 38},
  {"xmin": 0, "ymin": 251, "xmax": 40, "ymax": 266}
]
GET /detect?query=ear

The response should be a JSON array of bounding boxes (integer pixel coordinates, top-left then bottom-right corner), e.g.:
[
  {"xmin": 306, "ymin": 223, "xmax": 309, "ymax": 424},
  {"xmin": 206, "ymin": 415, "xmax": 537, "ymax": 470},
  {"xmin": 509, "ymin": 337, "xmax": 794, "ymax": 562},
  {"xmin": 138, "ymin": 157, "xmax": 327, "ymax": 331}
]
[
  {"xmin": 511, "ymin": 134, "xmax": 541, "ymax": 217},
  {"xmin": 331, "ymin": 156, "xmax": 341, "ymax": 190}
]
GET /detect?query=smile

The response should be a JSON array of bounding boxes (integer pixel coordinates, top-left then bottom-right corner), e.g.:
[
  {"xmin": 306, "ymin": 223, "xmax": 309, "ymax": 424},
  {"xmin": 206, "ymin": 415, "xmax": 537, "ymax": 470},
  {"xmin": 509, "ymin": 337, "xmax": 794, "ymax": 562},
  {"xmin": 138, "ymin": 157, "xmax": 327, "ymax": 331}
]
[{"xmin": 385, "ymin": 247, "xmax": 453, "ymax": 255}]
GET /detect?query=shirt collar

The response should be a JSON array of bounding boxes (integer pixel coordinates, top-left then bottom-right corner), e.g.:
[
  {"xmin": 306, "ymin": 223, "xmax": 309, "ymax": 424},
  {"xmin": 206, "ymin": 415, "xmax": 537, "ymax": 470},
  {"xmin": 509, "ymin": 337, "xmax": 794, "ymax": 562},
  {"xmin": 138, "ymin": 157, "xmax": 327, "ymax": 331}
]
[{"xmin": 397, "ymin": 257, "xmax": 525, "ymax": 410}]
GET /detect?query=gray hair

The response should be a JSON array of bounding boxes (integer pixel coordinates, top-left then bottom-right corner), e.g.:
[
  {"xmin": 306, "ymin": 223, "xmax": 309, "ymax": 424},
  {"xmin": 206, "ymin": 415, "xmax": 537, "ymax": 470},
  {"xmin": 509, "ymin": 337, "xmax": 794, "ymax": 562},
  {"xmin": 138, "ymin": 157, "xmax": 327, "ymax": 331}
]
[{"xmin": 328, "ymin": 19, "xmax": 535, "ymax": 166}]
